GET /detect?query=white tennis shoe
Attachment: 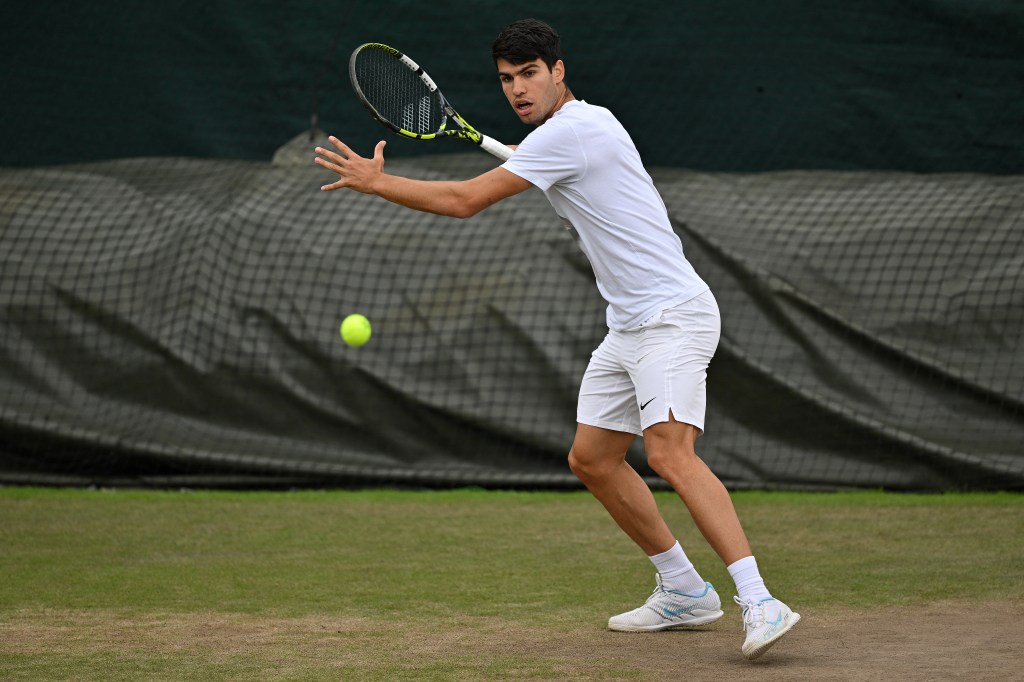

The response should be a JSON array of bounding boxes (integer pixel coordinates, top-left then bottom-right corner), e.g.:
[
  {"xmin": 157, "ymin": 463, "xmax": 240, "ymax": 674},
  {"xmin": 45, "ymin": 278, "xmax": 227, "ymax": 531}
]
[
  {"xmin": 608, "ymin": 575, "xmax": 724, "ymax": 632},
  {"xmin": 734, "ymin": 596, "xmax": 801, "ymax": 660}
]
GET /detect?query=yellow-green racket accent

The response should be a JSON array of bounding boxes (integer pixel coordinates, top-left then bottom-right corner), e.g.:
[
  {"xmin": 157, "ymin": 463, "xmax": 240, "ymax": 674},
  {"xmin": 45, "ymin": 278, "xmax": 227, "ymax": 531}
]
[{"xmin": 349, "ymin": 42, "xmax": 511, "ymax": 160}]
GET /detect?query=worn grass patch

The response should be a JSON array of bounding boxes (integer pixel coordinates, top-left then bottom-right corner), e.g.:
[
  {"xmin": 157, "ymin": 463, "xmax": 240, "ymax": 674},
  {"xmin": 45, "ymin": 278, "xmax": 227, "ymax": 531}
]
[{"xmin": 1, "ymin": 487, "xmax": 1021, "ymax": 680}]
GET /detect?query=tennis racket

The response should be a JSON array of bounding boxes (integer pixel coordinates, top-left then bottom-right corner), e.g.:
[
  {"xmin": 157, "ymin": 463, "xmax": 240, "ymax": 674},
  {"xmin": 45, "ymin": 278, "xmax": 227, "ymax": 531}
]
[{"xmin": 349, "ymin": 43, "xmax": 512, "ymax": 161}]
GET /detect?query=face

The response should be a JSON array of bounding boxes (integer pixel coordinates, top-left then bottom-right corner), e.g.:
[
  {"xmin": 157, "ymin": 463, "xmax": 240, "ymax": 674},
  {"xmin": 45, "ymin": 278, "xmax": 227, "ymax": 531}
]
[{"xmin": 496, "ymin": 57, "xmax": 566, "ymax": 125}]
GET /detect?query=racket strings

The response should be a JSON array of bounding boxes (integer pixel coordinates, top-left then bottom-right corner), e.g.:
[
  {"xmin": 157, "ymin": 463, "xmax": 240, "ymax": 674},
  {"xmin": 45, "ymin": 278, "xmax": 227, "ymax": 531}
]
[{"xmin": 353, "ymin": 48, "xmax": 443, "ymax": 135}]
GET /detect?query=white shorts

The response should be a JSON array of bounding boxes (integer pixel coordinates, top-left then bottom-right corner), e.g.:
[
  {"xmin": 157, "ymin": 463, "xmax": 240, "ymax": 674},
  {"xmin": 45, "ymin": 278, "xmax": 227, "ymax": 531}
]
[{"xmin": 577, "ymin": 290, "xmax": 721, "ymax": 436}]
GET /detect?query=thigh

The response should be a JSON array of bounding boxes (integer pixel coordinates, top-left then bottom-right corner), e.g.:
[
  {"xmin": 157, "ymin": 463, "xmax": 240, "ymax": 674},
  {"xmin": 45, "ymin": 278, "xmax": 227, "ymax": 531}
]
[
  {"xmin": 634, "ymin": 291, "xmax": 721, "ymax": 433},
  {"xmin": 570, "ymin": 422, "xmax": 637, "ymax": 466},
  {"xmin": 577, "ymin": 331, "xmax": 643, "ymax": 435},
  {"xmin": 643, "ymin": 412, "xmax": 700, "ymax": 458}
]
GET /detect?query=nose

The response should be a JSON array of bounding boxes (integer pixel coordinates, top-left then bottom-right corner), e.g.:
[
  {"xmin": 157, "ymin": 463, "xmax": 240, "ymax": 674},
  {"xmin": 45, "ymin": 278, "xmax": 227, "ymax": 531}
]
[{"xmin": 512, "ymin": 77, "xmax": 526, "ymax": 96}]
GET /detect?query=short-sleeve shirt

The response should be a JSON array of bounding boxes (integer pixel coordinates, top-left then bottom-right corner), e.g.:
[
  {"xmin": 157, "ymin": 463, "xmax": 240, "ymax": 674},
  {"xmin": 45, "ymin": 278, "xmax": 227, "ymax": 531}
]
[{"xmin": 501, "ymin": 100, "xmax": 709, "ymax": 331}]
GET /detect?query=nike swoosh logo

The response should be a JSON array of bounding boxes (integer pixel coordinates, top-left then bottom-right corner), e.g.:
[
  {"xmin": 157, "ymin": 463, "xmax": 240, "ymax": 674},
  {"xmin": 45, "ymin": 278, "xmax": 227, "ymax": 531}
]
[
  {"xmin": 640, "ymin": 398, "xmax": 656, "ymax": 410},
  {"xmin": 661, "ymin": 604, "xmax": 695, "ymax": 618}
]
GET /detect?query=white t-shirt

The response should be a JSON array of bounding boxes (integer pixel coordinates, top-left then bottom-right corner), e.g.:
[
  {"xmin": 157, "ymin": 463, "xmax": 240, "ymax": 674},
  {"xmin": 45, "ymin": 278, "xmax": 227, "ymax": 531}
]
[{"xmin": 502, "ymin": 100, "xmax": 709, "ymax": 331}]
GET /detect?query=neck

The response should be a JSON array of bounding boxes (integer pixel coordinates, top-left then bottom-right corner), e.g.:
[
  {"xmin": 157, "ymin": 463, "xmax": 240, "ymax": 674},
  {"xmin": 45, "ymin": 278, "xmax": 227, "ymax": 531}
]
[{"xmin": 542, "ymin": 85, "xmax": 576, "ymax": 123}]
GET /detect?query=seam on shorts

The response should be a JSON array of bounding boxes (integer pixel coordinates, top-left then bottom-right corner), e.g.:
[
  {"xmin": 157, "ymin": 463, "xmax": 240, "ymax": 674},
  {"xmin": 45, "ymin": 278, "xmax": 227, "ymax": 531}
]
[
  {"xmin": 577, "ymin": 416, "xmax": 642, "ymax": 436},
  {"xmin": 639, "ymin": 328, "xmax": 697, "ymax": 433}
]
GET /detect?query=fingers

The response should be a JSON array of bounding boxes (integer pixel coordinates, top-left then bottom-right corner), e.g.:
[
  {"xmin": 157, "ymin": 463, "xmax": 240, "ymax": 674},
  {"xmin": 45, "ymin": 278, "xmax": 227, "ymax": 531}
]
[
  {"xmin": 314, "ymin": 143, "xmax": 347, "ymax": 166},
  {"xmin": 312, "ymin": 154, "xmax": 339, "ymax": 172},
  {"xmin": 327, "ymin": 135, "xmax": 357, "ymax": 158},
  {"xmin": 314, "ymin": 136, "xmax": 385, "ymax": 193},
  {"xmin": 314, "ymin": 138, "xmax": 352, "ymax": 191},
  {"xmin": 320, "ymin": 179, "xmax": 347, "ymax": 192},
  {"xmin": 313, "ymin": 156, "xmax": 344, "ymax": 192}
]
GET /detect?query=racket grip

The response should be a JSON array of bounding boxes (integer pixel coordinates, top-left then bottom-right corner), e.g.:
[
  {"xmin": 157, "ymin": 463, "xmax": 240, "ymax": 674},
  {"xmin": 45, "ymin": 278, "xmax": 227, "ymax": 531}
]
[{"xmin": 479, "ymin": 135, "xmax": 513, "ymax": 161}]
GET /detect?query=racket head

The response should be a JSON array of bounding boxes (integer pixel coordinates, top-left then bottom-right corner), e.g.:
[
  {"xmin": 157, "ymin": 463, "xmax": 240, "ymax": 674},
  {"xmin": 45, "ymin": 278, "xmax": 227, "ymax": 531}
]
[{"xmin": 349, "ymin": 43, "xmax": 452, "ymax": 141}]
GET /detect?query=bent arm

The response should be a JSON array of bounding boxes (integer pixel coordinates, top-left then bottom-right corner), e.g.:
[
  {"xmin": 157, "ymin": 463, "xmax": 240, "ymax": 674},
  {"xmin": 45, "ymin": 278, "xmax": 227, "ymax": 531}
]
[
  {"xmin": 315, "ymin": 136, "xmax": 532, "ymax": 218},
  {"xmin": 368, "ymin": 166, "xmax": 531, "ymax": 218}
]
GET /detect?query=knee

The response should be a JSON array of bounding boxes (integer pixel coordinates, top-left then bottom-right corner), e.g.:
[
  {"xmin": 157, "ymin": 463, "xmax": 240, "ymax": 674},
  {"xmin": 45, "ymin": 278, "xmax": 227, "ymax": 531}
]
[
  {"xmin": 567, "ymin": 448, "xmax": 593, "ymax": 481},
  {"xmin": 643, "ymin": 421, "xmax": 703, "ymax": 483},
  {"xmin": 645, "ymin": 445, "xmax": 701, "ymax": 483},
  {"xmin": 568, "ymin": 447, "xmax": 617, "ymax": 484}
]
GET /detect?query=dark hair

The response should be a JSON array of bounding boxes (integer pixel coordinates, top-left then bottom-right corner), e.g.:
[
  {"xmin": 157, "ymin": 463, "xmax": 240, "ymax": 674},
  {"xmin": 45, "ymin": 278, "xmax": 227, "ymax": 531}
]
[{"xmin": 491, "ymin": 18, "xmax": 562, "ymax": 69}]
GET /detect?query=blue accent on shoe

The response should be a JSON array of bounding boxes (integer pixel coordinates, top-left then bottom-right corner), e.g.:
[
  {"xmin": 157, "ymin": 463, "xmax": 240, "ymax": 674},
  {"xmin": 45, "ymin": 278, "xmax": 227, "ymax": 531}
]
[
  {"xmin": 658, "ymin": 582, "xmax": 717, "ymax": 619},
  {"xmin": 661, "ymin": 603, "xmax": 697, "ymax": 618},
  {"xmin": 665, "ymin": 581, "xmax": 715, "ymax": 599}
]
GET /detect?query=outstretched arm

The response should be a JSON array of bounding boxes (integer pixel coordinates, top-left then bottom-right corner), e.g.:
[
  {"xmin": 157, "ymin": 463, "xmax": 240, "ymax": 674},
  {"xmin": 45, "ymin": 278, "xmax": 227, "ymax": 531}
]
[{"xmin": 315, "ymin": 136, "xmax": 531, "ymax": 219}]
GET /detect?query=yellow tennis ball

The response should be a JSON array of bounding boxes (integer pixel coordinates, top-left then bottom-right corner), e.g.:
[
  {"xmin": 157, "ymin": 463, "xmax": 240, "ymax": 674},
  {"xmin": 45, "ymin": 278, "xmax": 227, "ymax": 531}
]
[{"xmin": 340, "ymin": 314, "xmax": 372, "ymax": 346}]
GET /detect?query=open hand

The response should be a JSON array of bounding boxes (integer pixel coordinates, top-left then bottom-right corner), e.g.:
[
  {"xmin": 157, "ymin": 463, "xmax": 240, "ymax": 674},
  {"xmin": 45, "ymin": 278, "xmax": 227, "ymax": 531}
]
[{"xmin": 314, "ymin": 137, "xmax": 387, "ymax": 193}]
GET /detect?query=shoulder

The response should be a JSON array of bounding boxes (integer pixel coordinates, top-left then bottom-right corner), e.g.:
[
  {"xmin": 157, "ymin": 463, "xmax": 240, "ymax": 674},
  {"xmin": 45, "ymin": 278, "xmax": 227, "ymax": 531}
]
[
  {"xmin": 517, "ymin": 112, "xmax": 579, "ymax": 154},
  {"xmin": 520, "ymin": 102, "xmax": 607, "ymax": 147},
  {"xmin": 546, "ymin": 102, "xmax": 626, "ymax": 148},
  {"xmin": 502, "ymin": 105, "xmax": 592, "ymax": 189},
  {"xmin": 558, "ymin": 100, "xmax": 617, "ymax": 125}
]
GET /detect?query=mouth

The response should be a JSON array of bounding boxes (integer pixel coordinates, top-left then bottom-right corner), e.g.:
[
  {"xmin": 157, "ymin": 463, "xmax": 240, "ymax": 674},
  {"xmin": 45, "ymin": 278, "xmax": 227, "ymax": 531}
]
[{"xmin": 513, "ymin": 99, "xmax": 534, "ymax": 117}]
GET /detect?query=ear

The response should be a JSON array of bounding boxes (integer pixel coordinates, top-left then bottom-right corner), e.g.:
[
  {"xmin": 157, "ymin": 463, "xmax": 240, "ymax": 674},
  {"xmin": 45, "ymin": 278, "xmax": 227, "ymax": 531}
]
[{"xmin": 552, "ymin": 59, "xmax": 565, "ymax": 84}]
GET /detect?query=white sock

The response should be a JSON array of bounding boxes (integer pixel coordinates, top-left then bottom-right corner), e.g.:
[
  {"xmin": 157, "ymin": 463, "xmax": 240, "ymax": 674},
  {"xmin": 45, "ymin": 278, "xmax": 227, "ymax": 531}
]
[
  {"xmin": 727, "ymin": 555, "xmax": 773, "ymax": 602},
  {"xmin": 649, "ymin": 541, "xmax": 707, "ymax": 594}
]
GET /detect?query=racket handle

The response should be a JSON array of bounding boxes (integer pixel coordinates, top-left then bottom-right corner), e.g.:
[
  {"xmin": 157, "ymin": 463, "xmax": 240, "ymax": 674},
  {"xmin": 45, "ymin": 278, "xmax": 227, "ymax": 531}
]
[{"xmin": 479, "ymin": 135, "xmax": 513, "ymax": 161}]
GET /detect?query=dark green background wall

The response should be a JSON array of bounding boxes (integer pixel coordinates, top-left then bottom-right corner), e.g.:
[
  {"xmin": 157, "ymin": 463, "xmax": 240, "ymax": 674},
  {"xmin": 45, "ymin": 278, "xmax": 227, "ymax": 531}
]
[{"xmin": 2, "ymin": 1, "xmax": 1021, "ymax": 172}]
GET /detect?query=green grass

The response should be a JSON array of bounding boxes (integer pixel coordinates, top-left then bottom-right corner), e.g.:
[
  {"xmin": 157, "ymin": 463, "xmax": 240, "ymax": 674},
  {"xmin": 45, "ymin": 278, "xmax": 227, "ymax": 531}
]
[{"xmin": 1, "ymin": 487, "xmax": 1022, "ymax": 680}]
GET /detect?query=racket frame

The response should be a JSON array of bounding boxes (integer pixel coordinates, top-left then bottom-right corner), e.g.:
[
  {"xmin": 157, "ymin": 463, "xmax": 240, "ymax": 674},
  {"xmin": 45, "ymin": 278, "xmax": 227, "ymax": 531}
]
[{"xmin": 349, "ymin": 43, "xmax": 511, "ymax": 160}]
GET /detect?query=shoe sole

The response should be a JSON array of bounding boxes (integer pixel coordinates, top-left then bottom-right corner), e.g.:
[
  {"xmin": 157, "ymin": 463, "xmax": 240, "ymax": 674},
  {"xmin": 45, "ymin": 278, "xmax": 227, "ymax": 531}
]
[
  {"xmin": 608, "ymin": 609, "xmax": 724, "ymax": 632},
  {"xmin": 742, "ymin": 611, "xmax": 801, "ymax": 660}
]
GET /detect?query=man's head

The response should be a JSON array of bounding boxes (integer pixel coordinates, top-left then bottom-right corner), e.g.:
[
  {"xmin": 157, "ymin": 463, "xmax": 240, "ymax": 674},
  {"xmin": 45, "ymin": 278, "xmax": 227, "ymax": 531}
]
[
  {"xmin": 491, "ymin": 18, "xmax": 562, "ymax": 69},
  {"xmin": 492, "ymin": 19, "xmax": 573, "ymax": 125}
]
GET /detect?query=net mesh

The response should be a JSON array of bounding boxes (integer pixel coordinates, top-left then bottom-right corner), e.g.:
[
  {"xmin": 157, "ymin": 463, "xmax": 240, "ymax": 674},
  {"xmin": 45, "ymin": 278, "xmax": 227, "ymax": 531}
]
[
  {"xmin": 1, "ymin": 132, "xmax": 1022, "ymax": 490},
  {"xmin": 351, "ymin": 46, "xmax": 443, "ymax": 135}
]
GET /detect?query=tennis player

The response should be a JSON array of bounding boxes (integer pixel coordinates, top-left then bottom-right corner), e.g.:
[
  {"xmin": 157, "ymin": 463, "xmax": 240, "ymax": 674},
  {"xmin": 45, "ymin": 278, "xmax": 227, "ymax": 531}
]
[{"xmin": 316, "ymin": 18, "xmax": 800, "ymax": 660}]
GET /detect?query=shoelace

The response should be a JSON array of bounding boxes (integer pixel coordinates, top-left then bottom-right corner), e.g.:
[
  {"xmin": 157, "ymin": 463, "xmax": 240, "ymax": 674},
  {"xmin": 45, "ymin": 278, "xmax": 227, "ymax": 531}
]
[
  {"xmin": 733, "ymin": 596, "xmax": 765, "ymax": 631},
  {"xmin": 644, "ymin": 578, "xmax": 668, "ymax": 603}
]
